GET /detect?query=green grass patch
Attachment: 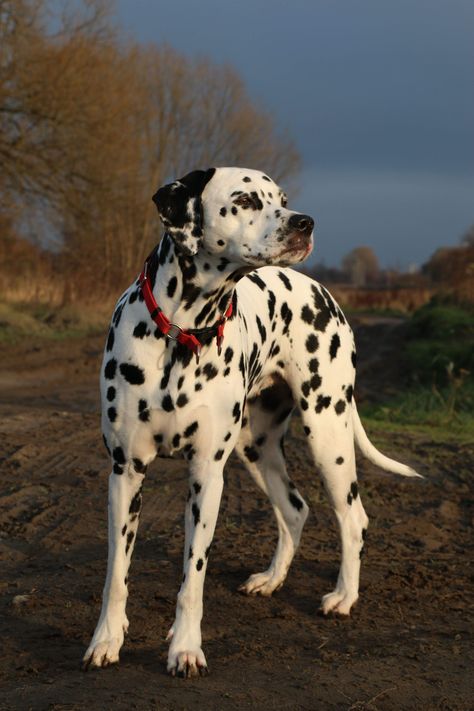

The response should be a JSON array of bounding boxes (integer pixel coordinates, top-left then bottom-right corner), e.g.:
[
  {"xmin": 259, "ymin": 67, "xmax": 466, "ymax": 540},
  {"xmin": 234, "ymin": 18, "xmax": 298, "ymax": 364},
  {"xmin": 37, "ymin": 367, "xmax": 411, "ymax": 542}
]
[
  {"xmin": 361, "ymin": 299, "xmax": 474, "ymax": 441},
  {"xmin": 0, "ymin": 301, "xmax": 111, "ymax": 343},
  {"xmin": 360, "ymin": 381, "xmax": 474, "ymax": 443},
  {"xmin": 403, "ymin": 300, "xmax": 474, "ymax": 384}
]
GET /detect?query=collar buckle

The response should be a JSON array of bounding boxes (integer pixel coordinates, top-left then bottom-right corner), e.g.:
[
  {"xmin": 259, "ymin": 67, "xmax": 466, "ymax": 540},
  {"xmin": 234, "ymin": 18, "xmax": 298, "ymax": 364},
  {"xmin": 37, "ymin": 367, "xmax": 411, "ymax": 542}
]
[{"xmin": 166, "ymin": 323, "xmax": 182, "ymax": 340}]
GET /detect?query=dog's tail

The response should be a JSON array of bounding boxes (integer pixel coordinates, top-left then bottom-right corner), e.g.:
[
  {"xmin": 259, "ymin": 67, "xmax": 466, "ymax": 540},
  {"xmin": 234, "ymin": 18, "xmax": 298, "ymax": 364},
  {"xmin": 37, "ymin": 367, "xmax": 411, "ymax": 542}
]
[{"xmin": 352, "ymin": 402, "xmax": 422, "ymax": 478}]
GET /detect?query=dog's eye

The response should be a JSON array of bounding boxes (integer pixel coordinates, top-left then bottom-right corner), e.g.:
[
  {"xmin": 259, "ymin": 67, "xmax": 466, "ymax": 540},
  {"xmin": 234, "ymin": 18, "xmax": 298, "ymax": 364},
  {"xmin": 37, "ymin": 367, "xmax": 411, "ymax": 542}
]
[{"xmin": 234, "ymin": 195, "xmax": 254, "ymax": 209}]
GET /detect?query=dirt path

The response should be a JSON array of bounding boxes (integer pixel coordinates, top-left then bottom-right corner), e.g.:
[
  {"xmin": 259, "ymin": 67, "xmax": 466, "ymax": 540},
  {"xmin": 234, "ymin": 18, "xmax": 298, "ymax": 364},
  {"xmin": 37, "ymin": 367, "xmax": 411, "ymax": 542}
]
[{"xmin": 0, "ymin": 332, "xmax": 472, "ymax": 710}]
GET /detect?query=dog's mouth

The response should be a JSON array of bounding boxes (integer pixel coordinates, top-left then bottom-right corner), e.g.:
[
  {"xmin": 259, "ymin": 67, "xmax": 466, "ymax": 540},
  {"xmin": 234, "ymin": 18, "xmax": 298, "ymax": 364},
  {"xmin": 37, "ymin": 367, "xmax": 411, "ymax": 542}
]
[{"xmin": 277, "ymin": 232, "xmax": 314, "ymax": 262}]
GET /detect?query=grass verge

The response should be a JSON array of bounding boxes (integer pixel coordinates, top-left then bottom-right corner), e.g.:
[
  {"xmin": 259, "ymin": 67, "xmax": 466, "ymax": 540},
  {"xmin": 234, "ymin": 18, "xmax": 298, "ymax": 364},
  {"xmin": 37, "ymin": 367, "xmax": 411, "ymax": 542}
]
[{"xmin": 0, "ymin": 301, "xmax": 113, "ymax": 343}]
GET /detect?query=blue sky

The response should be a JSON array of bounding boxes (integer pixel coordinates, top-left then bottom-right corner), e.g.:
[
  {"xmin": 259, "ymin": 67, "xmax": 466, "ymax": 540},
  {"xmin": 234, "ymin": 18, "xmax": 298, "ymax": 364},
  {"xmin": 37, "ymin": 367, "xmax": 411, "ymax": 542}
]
[{"xmin": 117, "ymin": 0, "xmax": 474, "ymax": 269}]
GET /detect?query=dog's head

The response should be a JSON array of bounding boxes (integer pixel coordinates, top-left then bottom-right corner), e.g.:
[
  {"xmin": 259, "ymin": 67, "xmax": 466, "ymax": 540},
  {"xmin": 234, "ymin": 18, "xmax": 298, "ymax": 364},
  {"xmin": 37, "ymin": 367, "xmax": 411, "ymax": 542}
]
[{"xmin": 153, "ymin": 167, "xmax": 314, "ymax": 266}]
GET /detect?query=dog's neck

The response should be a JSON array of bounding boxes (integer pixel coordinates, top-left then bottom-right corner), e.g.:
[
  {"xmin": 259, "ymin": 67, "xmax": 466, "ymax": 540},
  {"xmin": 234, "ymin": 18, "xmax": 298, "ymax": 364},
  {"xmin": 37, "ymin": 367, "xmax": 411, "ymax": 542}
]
[{"xmin": 146, "ymin": 233, "xmax": 246, "ymax": 330}]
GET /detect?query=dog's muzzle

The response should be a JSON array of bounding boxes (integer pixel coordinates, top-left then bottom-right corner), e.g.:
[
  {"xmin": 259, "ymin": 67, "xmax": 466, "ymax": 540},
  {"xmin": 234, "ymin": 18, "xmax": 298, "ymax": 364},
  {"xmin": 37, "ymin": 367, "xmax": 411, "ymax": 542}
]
[{"xmin": 280, "ymin": 213, "xmax": 315, "ymax": 258}]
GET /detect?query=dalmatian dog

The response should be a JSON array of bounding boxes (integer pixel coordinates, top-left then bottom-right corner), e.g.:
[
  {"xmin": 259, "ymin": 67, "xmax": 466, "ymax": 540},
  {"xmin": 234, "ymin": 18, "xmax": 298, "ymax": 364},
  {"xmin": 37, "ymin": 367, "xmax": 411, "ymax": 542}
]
[{"xmin": 82, "ymin": 167, "xmax": 420, "ymax": 676}]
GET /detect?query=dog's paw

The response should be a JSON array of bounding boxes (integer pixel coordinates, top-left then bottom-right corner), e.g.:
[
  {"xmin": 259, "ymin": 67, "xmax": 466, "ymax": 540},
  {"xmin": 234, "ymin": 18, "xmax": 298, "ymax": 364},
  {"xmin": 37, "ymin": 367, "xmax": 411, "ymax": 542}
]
[
  {"xmin": 82, "ymin": 637, "xmax": 123, "ymax": 669},
  {"xmin": 82, "ymin": 614, "xmax": 128, "ymax": 670},
  {"xmin": 238, "ymin": 570, "xmax": 285, "ymax": 596},
  {"xmin": 320, "ymin": 590, "xmax": 358, "ymax": 616},
  {"xmin": 167, "ymin": 648, "xmax": 208, "ymax": 678}
]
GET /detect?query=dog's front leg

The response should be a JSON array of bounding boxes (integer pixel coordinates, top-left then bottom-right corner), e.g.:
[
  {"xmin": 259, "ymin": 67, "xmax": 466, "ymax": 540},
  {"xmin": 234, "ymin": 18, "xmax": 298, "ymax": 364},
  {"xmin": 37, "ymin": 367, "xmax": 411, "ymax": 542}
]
[
  {"xmin": 167, "ymin": 460, "xmax": 224, "ymax": 678},
  {"xmin": 83, "ymin": 467, "xmax": 144, "ymax": 669}
]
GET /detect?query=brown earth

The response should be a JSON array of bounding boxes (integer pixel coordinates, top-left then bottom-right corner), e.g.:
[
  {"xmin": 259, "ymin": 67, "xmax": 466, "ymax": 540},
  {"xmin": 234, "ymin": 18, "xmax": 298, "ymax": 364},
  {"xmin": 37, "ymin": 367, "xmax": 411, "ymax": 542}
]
[{"xmin": 0, "ymin": 322, "xmax": 473, "ymax": 711}]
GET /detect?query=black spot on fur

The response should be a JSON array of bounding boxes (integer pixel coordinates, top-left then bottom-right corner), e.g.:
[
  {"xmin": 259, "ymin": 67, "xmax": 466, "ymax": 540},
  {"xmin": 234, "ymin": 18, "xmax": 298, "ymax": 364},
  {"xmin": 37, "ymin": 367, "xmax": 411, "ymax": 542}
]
[
  {"xmin": 232, "ymin": 402, "xmax": 241, "ymax": 423},
  {"xmin": 247, "ymin": 272, "xmax": 266, "ymax": 291},
  {"xmin": 310, "ymin": 373, "xmax": 322, "ymax": 391},
  {"xmin": 193, "ymin": 482, "xmax": 201, "ymax": 494},
  {"xmin": 108, "ymin": 407, "xmax": 117, "ymax": 422},
  {"xmin": 329, "ymin": 333, "xmax": 341, "ymax": 360},
  {"xmin": 132, "ymin": 458, "xmax": 146, "ymax": 473},
  {"xmin": 255, "ymin": 434, "xmax": 267, "ymax": 447},
  {"xmin": 177, "ymin": 393, "xmax": 188, "ymax": 408},
  {"xmin": 203, "ymin": 363, "xmax": 218, "ymax": 380},
  {"xmin": 113, "ymin": 447, "xmax": 125, "ymax": 464},
  {"xmin": 351, "ymin": 350, "xmax": 357, "ymax": 368},
  {"xmin": 196, "ymin": 558, "xmax": 204, "ymax": 571},
  {"xmin": 278, "ymin": 271, "xmax": 292, "ymax": 291},
  {"xmin": 214, "ymin": 449, "xmax": 224, "ymax": 461},
  {"xmin": 335, "ymin": 399, "xmax": 346, "ymax": 415},
  {"xmin": 256, "ymin": 316, "xmax": 267, "ymax": 343},
  {"xmin": 138, "ymin": 398, "xmax": 149, "ymax": 422},
  {"xmin": 172, "ymin": 433, "xmax": 181, "ymax": 448},
  {"xmin": 125, "ymin": 531, "xmax": 134, "ymax": 554},
  {"xmin": 306, "ymin": 334, "xmax": 318, "ymax": 353},
  {"xmin": 267, "ymin": 290, "xmax": 276, "ymax": 320},
  {"xmin": 220, "ymin": 207, "xmax": 227, "ymax": 216},
  {"xmin": 303, "ymin": 426, "xmax": 311, "ymax": 436},
  {"xmin": 192, "ymin": 503, "xmax": 200, "ymax": 525},
  {"xmin": 104, "ymin": 358, "xmax": 117, "ymax": 380},
  {"xmin": 308, "ymin": 358, "xmax": 319, "ymax": 373},
  {"xmin": 280, "ymin": 302, "xmax": 293, "ymax": 334},
  {"xmin": 133, "ymin": 321, "xmax": 149, "ymax": 339},
  {"xmin": 224, "ymin": 347, "xmax": 234, "ymax": 364},
  {"xmin": 300, "ymin": 398, "xmax": 308, "ymax": 411},
  {"xmin": 289, "ymin": 492, "xmax": 303, "ymax": 511},
  {"xmin": 119, "ymin": 363, "xmax": 145, "ymax": 385},
  {"xmin": 336, "ymin": 456, "xmax": 344, "ymax": 465},
  {"xmin": 184, "ymin": 421, "xmax": 199, "ymax": 438},
  {"xmin": 167, "ymin": 276, "xmax": 178, "ymax": 298},
  {"xmin": 346, "ymin": 385, "xmax": 353, "ymax": 402},
  {"xmin": 244, "ymin": 446, "xmax": 259, "ymax": 462},
  {"xmin": 106, "ymin": 328, "xmax": 115, "ymax": 352},
  {"xmin": 107, "ymin": 386, "xmax": 116, "ymax": 402},
  {"xmin": 351, "ymin": 481, "xmax": 359, "ymax": 499},
  {"xmin": 301, "ymin": 305, "xmax": 314, "ymax": 324},
  {"xmin": 129, "ymin": 489, "xmax": 142, "ymax": 514},
  {"xmin": 315, "ymin": 395, "xmax": 331, "ymax": 413},
  {"xmin": 162, "ymin": 394, "xmax": 174, "ymax": 411}
]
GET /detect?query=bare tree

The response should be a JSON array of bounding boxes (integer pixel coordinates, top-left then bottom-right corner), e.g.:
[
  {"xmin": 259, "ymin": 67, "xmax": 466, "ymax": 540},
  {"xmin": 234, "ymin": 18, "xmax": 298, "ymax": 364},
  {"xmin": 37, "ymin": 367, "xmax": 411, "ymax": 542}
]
[
  {"xmin": 0, "ymin": 1, "xmax": 300, "ymax": 295},
  {"xmin": 342, "ymin": 246, "xmax": 380, "ymax": 287}
]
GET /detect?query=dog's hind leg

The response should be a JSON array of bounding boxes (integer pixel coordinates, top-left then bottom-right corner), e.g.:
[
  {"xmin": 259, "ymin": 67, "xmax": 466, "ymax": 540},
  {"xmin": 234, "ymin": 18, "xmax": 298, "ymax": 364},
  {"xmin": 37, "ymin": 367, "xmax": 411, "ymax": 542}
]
[
  {"xmin": 235, "ymin": 395, "xmax": 309, "ymax": 596},
  {"xmin": 82, "ymin": 461, "xmax": 145, "ymax": 669},
  {"xmin": 302, "ymin": 406, "xmax": 369, "ymax": 615}
]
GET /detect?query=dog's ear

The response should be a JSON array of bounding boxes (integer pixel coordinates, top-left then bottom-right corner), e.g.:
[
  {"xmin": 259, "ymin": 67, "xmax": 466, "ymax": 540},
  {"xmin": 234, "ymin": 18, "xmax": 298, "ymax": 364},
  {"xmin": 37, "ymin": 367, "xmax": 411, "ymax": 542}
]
[{"xmin": 152, "ymin": 169, "xmax": 216, "ymax": 256}]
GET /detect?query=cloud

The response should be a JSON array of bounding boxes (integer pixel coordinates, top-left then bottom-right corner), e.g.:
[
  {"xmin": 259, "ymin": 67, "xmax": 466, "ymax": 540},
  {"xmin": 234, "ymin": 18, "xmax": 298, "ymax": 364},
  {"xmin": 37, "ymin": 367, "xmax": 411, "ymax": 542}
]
[{"xmin": 294, "ymin": 168, "xmax": 474, "ymax": 268}]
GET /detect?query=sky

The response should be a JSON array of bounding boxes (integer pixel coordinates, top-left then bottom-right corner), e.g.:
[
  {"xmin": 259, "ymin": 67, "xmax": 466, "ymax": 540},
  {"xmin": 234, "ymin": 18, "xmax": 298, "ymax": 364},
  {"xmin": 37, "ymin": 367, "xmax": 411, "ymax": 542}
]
[{"xmin": 116, "ymin": 0, "xmax": 474, "ymax": 269}]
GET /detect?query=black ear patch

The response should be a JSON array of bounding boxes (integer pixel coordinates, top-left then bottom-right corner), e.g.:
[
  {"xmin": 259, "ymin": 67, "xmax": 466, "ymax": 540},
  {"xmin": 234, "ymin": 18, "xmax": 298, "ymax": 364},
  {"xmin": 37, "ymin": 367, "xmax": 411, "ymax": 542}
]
[{"xmin": 153, "ymin": 169, "xmax": 216, "ymax": 256}]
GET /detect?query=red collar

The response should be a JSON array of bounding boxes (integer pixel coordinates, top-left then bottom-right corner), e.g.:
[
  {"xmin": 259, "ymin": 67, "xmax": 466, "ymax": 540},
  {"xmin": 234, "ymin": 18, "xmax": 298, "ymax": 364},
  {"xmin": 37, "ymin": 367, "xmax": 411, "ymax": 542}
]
[{"xmin": 138, "ymin": 257, "xmax": 233, "ymax": 363}]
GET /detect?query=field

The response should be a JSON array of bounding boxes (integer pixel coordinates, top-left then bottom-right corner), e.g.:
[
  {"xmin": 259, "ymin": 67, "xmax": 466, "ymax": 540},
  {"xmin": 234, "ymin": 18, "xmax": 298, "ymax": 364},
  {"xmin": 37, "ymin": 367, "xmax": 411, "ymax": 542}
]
[{"xmin": 0, "ymin": 316, "xmax": 472, "ymax": 710}]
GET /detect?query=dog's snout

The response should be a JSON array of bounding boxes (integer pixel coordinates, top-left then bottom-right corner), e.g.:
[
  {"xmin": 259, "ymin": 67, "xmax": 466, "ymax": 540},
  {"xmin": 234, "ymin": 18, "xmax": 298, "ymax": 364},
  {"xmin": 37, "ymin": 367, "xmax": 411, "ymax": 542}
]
[{"xmin": 288, "ymin": 214, "xmax": 314, "ymax": 233}]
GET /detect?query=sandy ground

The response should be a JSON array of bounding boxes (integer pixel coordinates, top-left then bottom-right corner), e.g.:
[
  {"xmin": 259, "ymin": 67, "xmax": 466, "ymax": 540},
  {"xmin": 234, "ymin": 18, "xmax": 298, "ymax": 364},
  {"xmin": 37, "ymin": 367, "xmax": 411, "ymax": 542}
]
[{"xmin": 0, "ymin": 322, "xmax": 472, "ymax": 710}]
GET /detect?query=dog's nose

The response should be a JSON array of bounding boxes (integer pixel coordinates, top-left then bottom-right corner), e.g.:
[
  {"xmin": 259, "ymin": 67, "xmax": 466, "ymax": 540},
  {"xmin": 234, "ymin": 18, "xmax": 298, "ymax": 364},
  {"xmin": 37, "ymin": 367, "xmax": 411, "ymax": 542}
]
[{"xmin": 288, "ymin": 214, "xmax": 315, "ymax": 233}]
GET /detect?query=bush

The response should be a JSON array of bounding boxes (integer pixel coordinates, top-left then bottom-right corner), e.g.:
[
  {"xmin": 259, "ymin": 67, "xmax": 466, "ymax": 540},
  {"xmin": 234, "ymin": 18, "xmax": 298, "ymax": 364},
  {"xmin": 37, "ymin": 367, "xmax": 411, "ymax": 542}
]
[{"xmin": 403, "ymin": 299, "xmax": 474, "ymax": 385}]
